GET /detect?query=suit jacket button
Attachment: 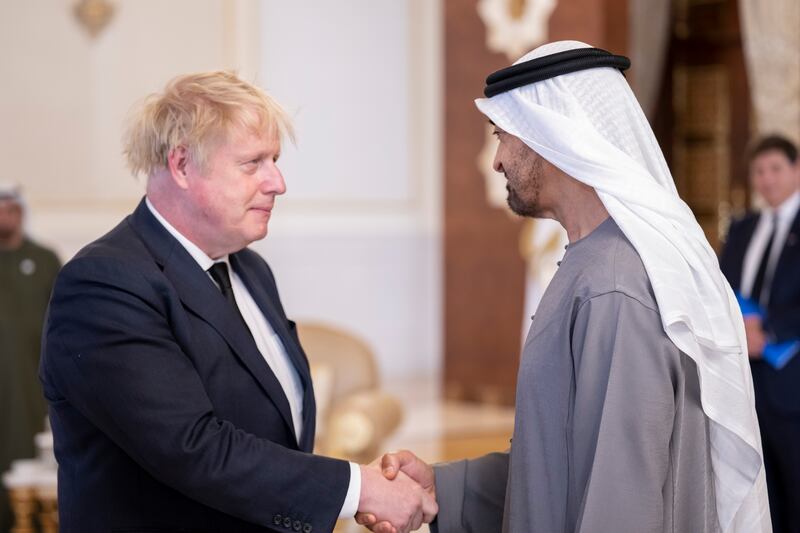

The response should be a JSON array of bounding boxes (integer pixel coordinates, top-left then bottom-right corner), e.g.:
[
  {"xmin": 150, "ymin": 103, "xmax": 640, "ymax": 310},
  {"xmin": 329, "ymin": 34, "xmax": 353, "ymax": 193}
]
[
  {"xmin": 293, "ymin": 520, "xmax": 302, "ymax": 531},
  {"xmin": 273, "ymin": 514, "xmax": 282, "ymax": 526},
  {"xmin": 283, "ymin": 516, "xmax": 293, "ymax": 528},
  {"xmin": 303, "ymin": 524, "xmax": 312, "ymax": 533}
]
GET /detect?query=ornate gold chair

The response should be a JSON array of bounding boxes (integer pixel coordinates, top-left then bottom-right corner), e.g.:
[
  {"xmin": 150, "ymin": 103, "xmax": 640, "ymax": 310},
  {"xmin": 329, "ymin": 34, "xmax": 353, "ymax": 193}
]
[{"xmin": 297, "ymin": 321, "xmax": 403, "ymax": 464}]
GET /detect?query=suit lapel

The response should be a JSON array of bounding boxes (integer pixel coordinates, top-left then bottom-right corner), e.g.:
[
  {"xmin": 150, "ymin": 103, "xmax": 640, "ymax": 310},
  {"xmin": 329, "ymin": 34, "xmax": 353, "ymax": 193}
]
[
  {"xmin": 231, "ymin": 254, "xmax": 317, "ymax": 451},
  {"xmin": 742, "ymin": 215, "xmax": 760, "ymax": 246},
  {"xmin": 129, "ymin": 200, "xmax": 298, "ymax": 441},
  {"xmin": 770, "ymin": 207, "xmax": 800, "ymax": 302},
  {"xmin": 231, "ymin": 254, "xmax": 312, "ymax": 387}
]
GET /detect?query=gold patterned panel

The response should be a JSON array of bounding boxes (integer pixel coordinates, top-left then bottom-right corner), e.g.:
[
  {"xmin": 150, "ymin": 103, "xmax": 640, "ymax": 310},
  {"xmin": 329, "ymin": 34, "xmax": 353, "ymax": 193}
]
[
  {"xmin": 696, "ymin": 214, "xmax": 720, "ymax": 247},
  {"xmin": 509, "ymin": 0, "xmax": 526, "ymax": 19},
  {"xmin": 674, "ymin": 66, "xmax": 729, "ymax": 137},
  {"xmin": 672, "ymin": 65, "xmax": 731, "ymax": 249},
  {"xmin": 686, "ymin": 143, "xmax": 727, "ymax": 210},
  {"xmin": 7, "ymin": 487, "xmax": 36, "ymax": 533},
  {"xmin": 687, "ymin": 0, "xmax": 726, "ymax": 5}
]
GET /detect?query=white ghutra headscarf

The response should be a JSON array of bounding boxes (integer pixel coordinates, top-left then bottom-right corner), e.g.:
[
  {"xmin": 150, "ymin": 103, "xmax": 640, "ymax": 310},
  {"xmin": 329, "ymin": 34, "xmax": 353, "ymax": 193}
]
[{"xmin": 476, "ymin": 40, "xmax": 771, "ymax": 532}]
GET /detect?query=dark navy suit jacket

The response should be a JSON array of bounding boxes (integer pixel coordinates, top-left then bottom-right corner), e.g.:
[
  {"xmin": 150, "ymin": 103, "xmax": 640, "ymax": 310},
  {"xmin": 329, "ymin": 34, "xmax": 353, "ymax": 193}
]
[
  {"xmin": 720, "ymin": 208, "xmax": 800, "ymax": 413},
  {"xmin": 40, "ymin": 199, "xmax": 349, "ymax": 532}
]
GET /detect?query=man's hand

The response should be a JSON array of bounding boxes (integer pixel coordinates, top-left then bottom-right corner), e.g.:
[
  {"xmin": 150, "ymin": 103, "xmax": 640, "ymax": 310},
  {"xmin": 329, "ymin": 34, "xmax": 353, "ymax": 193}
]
[
  {"xmin": 744, "ymin": 315, "xmax": 766, "ymax": 359},
  {"xmin": 356, "ymin": 458, "xmax": 438, "ymax": 533},
  {"xmin": 356, "ymin": 451, "xmax": 436, "ymax": 532}
]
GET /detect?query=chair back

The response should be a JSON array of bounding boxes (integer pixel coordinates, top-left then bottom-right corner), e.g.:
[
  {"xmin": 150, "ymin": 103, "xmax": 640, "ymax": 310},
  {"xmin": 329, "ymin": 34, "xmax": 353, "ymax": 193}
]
[{"xmin": 296, "ymin": 321, "xmax": 378, "ymax": 399}]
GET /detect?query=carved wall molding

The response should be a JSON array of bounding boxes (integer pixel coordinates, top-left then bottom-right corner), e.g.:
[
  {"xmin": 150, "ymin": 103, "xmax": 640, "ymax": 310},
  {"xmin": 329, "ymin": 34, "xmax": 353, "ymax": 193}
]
[
  {"xmin": 477, "ymin": 0, "xmax": 558, "ymax": 61},
  {"xmin": 73, "ymin": 0, "xmax": 115, "ymax": 38}
]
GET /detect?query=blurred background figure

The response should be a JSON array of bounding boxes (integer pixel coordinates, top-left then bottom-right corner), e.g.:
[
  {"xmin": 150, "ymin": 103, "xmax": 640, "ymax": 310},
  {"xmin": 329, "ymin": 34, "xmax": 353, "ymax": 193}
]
[
  {"xmin": 720, "ymin": 135, "xmax": 800, "ymax": 533},
  {"xmin": 0, "ymin": 184, "xmax": 61, "ymax": 532}
]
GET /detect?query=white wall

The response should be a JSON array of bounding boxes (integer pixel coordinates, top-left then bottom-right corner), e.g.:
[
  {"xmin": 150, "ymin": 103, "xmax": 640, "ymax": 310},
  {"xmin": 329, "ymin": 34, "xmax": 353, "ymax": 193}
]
[
  {"xmin": 1, "ymin": 0, "xmax": 443, "ymax": 380},
  {"xmin": 256, "ymin": 0, "xmax": 443, "ymax": 379},
  {"xmin": 1, "ymin": 0, "xmax": 240, "ymax": 253}
]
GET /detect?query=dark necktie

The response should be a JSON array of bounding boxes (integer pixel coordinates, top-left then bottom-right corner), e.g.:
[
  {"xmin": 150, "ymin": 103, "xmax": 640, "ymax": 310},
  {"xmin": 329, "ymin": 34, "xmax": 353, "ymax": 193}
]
[
  {"xmin": 750, "ymin": 213, "xmax": 778, "ymax": 306},
  {"xmin": 207, "ymin": 262, "xmax": 250, "ymax": 330}
]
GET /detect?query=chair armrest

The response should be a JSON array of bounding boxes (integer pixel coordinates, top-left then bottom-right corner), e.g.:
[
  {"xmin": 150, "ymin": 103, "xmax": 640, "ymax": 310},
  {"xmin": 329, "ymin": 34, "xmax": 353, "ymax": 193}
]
[{"xmin": 323, "ymin": 391, "xmax": 403, "ymax": 463}]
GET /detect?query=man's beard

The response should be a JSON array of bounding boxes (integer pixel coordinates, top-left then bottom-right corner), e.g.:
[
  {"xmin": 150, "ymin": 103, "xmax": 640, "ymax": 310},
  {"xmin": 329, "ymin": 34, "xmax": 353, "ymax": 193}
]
[
  {"xmin": 0, "ymin": 226, "xmax": 16, "ymax": 241},
  {"xmin": 506, "ymin": 158, "xmax": 542, "ymax": 218},
  {"xmin": 507, "ymin": 186, "xmax": 538, "ymax": 217}
]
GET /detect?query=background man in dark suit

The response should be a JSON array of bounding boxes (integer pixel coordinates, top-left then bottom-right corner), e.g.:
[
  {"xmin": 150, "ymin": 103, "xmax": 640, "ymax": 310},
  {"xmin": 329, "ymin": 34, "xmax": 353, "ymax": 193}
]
[
  {"xmin": 39, "ymin": 71, "xmax": 435, "ymax": 533},
  {"xmin": 720, "ymin": 134, "xmax": 800, "ymax": 533}
]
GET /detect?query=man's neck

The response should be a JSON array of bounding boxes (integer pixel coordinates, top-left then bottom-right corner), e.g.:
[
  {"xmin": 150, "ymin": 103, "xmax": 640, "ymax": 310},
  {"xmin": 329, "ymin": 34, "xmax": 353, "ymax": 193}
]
[
  {"xmin": 146, "ymin": 177, "xmax": 227, "ymax": 260},
  {"xmin": 766, "ymin": 188, "xmax": 800, "ymax": 215},
  {"xmin": 0, "ymin": 233, "xmax": 24, "ymax": 251},
  {"xmin": 552, "ymin": 186, "xmax": 610, "ymax": 243}
]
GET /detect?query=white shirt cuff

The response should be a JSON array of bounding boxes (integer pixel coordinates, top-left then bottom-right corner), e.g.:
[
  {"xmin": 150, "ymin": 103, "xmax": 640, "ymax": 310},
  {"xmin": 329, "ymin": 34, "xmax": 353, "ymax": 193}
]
[{"xmin": 338, "ymin": 462, "xmax": 362, "ymax": 518}]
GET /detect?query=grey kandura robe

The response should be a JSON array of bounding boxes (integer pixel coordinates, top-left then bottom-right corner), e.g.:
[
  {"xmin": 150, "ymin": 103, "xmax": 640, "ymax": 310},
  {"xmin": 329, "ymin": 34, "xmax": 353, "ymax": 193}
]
[{"xmin": 434, "ymin": 217, "xmax": 720, "ymax": 533}]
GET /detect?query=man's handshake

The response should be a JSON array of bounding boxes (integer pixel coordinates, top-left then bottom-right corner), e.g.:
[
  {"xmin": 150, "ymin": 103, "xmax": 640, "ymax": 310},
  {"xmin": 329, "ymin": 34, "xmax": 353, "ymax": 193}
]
[{"xmin": 356, "ymin": 451, "xmax": 436, "ymax": 533}]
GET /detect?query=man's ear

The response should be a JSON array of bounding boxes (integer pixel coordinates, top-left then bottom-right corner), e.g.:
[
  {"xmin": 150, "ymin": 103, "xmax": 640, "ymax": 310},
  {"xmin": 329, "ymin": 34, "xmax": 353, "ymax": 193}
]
[{"xmin": 167, "ymin": 146, "xmax": 191, "ymax": 189}]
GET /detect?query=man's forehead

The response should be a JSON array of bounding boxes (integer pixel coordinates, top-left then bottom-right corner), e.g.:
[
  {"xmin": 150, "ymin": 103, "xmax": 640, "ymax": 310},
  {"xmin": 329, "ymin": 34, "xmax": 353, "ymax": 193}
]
[
  {"xmin": 489, "ymin": 121, "xmax": 507, "ymax": 133},
  {"xmin": 0, "ymin": 198, "xmax": 22, "ymax": 209},
  {"xmin": 0, "ymin": 191, "xmax": 22, "ymax": 205},
  {"xmin": 223, "ymin": 126, "xmax": 280, "ymax": 150},
  {"xmin": 226, "ymin": 120, "xmax": 274, "ymax": 138},
  {"xmin": 753, "ymin": 149, "xmax": 794, "ymax": 166}
]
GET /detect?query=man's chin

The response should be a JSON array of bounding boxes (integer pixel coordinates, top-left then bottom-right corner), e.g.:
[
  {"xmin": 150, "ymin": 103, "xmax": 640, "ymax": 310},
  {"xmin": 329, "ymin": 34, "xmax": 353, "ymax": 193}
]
[
  {"xmin": 507, "ymin": 196, "xmax": 539, "ymax": 218},
  {"xmin": 232, "ymin": 230, "xmax": 269, "ymax": 251},
  {"xmin": 247, "ymin": 225, "xmax": 270, "ymax": 242}
]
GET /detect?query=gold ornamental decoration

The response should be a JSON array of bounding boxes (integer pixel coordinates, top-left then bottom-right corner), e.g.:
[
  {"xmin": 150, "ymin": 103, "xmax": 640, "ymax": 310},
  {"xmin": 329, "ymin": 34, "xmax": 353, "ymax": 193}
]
[
  {"xmin": 73, "ymin": 0, "xmax": 115, "ymax": 38},
  {"xmin": 477, "ymin": 0, "xmax": 558, "ymax": 61}
]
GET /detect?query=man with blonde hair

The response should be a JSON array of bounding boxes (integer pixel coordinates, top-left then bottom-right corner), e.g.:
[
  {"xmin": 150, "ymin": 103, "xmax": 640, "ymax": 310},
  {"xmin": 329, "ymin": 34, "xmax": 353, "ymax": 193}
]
[{"xmin": 40, "ymin": 71, "xmax": 435, "ymax": 533}]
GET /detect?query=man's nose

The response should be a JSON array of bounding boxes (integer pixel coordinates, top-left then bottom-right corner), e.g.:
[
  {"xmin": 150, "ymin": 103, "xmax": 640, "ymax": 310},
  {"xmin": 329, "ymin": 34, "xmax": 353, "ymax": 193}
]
[
  {"xmin": 261, "ymin": 165, "xmax": 286, "ymax": 195},
  {"xmin": 492, "ymin": 145, "xmax": 504, "ymax": 173},
  {"xmin": 493, "ymin": 156, "xmax": 504, "ymax": 173}
]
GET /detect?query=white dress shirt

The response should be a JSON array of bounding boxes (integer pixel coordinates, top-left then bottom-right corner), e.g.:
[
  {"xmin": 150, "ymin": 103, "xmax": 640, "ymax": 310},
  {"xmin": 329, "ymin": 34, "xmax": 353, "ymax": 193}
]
[
  {"xmin": 145, "ymin": 198, "xmax": 360, "ymax": 518},
  {"xmin": 741, "ymin": 190, "xmax": 800, "ymax": 306}
]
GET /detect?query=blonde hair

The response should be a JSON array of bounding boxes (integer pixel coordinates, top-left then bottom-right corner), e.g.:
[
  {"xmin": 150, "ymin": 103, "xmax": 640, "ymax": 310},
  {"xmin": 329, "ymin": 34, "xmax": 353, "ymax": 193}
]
[{"xmin": 123, "ymin": 71, "xmax": 294, "ymax": 177}]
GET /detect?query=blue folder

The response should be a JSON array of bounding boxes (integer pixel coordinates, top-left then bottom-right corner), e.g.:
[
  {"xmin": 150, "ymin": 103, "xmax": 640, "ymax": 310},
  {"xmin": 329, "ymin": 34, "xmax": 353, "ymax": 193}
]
[
  {"xmin": 762, "ymin": 341, "xmax": 800, "ymax": 370},
  {"xmin": 734, "ymin": 292, "xmax": 799, "ymax": 370}
]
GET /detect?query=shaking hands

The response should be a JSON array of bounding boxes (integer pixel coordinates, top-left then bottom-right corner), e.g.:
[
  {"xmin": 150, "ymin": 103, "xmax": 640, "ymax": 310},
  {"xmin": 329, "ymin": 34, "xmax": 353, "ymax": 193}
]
[{"xmin": 356, "ymin": 450, "xmax": 437, "ymax": 533}]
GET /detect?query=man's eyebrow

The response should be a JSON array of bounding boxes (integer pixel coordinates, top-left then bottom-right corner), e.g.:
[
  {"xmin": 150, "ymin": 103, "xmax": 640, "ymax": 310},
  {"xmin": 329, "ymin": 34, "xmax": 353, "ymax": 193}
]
[{"xmin": 238, "ymin": 150, "xmax": 271, "ymax": 161}]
